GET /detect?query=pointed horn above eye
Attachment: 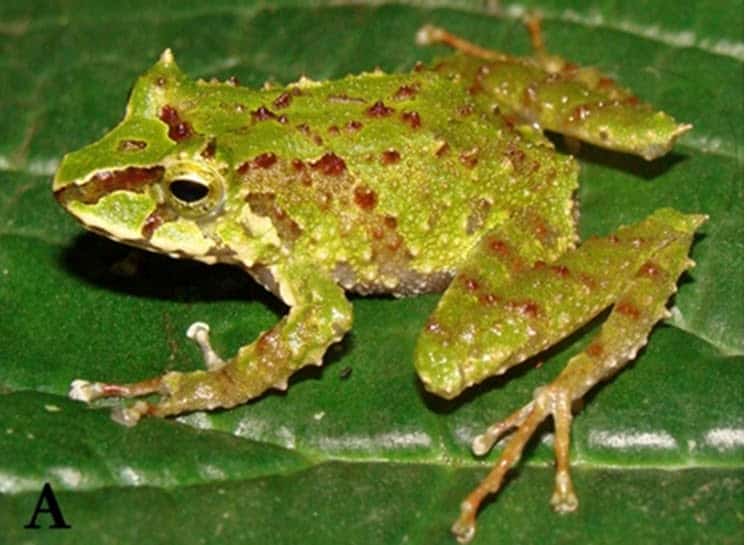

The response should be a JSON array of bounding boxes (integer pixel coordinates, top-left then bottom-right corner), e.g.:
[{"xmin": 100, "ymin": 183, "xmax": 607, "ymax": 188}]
[{"xmin": 159, "ymin": 48, "xmax": 175, "ymax": 65}]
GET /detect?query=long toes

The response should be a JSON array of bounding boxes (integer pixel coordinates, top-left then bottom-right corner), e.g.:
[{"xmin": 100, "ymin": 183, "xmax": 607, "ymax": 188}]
[
  {"xmin": 471, "ymin": 401, "xmax": 535, "ymax": 456},
  {"xmin": 453, "ymin": 404, "xmax": 549, "ymax": 542},
  {"xmin": 69, "ymin": 376, "xmax": 166, "ymax": 427}
]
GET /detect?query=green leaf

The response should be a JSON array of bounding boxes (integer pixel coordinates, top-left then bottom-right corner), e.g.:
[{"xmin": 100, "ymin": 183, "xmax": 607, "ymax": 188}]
[{"xmin": 0, "ymin": 2, "xmax": 742, "ymax": 544}]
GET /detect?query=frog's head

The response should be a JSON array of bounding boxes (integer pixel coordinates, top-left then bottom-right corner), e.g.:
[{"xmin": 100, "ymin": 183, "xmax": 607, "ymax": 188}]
[{"xmin": 53, "ymin": 50, "xmax": 260, "ymax": 264}]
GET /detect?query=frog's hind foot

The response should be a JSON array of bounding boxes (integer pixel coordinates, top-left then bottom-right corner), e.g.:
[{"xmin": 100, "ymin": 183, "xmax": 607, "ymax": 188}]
[
  {"xmin": 470, "ymin": 400, "xmax": 535, "ymax": 456},
  {"xmin": 449, "ymin": 210, "xmax": 706, "ymax": 543},
  {"xmin": 452, "ymin": 387, "xmax": 576, "ymax": 544},
  {"xmin": 416, "ymin": 14, "xmax": 547, "ymax": 61}
]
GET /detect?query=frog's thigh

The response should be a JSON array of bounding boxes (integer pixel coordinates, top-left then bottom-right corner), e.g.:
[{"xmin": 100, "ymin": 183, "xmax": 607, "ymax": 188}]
[
  {"xmin": 77, "ymin": 263, "xmax": 352, "ymax": 426},
  {"xmin": 415, "ymin": 209, "xmax": 576, "ymax": 398},
  {"xmin": 448, "ymin": 209, "xmax": 705, "ymax": 543}
]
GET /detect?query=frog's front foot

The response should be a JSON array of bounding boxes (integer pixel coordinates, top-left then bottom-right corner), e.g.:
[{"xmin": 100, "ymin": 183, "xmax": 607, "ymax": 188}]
[
  {"xmin": 68, "ymin": 321, "xmax": 234, "ymax": 426},
  {"xmin": 67, "ymin": 320, "xmax": 304, "ymax": 426},
  {"xmin": 68, "ymin": 367, "xmax": 244, "ymax": 426},
  {"xmin": 69, "ymin": 377, "xmax": 162, "ymax": 426}
]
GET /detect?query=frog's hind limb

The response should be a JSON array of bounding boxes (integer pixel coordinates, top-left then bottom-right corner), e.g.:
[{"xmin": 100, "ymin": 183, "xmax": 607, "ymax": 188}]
[
  {"xmin": 415, "ymin": 209, "xmax": 706, "ymax": 543},
  {"xmin": 416, "ymin": 19, "xmax": 691, "ymax": 160},
  {"xmin": 69, "ymin": 263, "xmax": 352, "ymax": 426}
]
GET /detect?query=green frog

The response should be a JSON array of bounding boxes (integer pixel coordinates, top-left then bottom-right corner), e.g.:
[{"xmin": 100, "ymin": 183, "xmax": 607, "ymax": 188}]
[{"xmin": 52, "ymin": 21, "xmax": 705, "ymax": 543}]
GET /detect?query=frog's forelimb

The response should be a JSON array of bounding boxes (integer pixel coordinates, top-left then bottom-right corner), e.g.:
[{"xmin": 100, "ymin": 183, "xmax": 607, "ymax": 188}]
[{"xmin": 70, "ymin": 264, "xmax": 352, "ymax": 426}]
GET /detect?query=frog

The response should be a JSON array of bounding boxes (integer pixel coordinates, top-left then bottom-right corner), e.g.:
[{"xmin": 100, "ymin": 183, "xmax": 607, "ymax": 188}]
[{"xmin": 52, "ymin": 19, "xmax": 705, "ymax": 544}]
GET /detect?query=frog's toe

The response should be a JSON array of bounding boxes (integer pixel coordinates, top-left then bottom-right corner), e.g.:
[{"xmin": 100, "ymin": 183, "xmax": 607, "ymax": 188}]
[
  {"xmin": 452, "ymin": 401, "xmax": 550, "ymax": 542},
  {"xmin": 86, "ymin": 367, "xmax": 241, "ymax": 425},
  {"xmin": 111, "ymin": 400, "xmax": 152, "ymax": 427},
  {"xmin": 452, "ymin": 383, "xmax": 582, "ymax": 541},
  {"xmin": 451, "ymin": 503, "xmax": 477, "ymax": 544},
  {"xmin": 68, "ymin": 375, "xmax": 166, "ymax": 426},
  {"xmin": 68, "ymin": 376, "xmax": 162, "ymax": 402},
  {"xmin": 470, "ymin": 400, "xmax": 535, "ymax": 456},
  {"xmin": 69, "ymin": 379, "xmax": 101, "ymax": 402},
  {"xmin": 186, "ymin": 321, "xmax": 225, "ymax": 370},
  {"xmin": 550, "ymin": 470, "xmax": 579, "ymax": 513}
]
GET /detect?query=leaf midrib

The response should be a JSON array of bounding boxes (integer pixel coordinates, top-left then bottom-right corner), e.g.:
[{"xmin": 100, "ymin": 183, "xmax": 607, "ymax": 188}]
[
  {"xmin": 2, "ymin": 449, "xmax": 741, "ymax": 497},
  {"xmin": 0, "ymin": 387, "xmax": 740, "ymax": 499}
]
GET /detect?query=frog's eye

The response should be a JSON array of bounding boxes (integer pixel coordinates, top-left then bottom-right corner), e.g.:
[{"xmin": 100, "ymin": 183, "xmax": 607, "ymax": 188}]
[
  {"xmin": 163, "ymin": 161, "xmax": 225, "ymax": 218},
  {"xmin": 169, "ymin": 178, "xmax": 210, "ymax": 203}
]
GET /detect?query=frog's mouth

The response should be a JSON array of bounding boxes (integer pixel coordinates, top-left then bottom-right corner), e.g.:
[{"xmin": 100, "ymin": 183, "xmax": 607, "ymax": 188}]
[
  {"xmin": 53, "ymin": 166, "xmax": 165, "ymax": 208},
  {"xmin": 53, "ymin": 166, "xmax": 164, "ymax": 245}
]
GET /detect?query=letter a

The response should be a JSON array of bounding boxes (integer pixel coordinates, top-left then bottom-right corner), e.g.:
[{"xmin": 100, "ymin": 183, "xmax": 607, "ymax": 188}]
[{"xmin": 24, "ymin": 482, "xmax": 71, "ymax": 529}]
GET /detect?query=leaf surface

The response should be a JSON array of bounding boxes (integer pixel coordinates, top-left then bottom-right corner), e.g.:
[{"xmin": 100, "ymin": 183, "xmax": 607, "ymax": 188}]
[{"xmin": 0, "ymin": 2, "xmax": 742, "ymax": 544}]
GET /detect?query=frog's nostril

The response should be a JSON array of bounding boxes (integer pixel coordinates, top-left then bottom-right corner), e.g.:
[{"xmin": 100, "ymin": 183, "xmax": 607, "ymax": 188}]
[{"xmin": 169, "ymin": 179, "xmax": 209, "ymax": 203}]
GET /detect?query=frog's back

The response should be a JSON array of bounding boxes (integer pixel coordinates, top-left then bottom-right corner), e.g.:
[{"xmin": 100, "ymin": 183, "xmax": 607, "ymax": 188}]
[{"xmin": 215, "ymin": 68, "xmax": 578, "ymax": 295}]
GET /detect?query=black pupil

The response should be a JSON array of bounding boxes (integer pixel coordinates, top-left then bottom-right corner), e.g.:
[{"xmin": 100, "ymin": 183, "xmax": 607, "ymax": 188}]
[{"xmin": 170, "ymin": 179, "xmax": 209, "ymax": 202}]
